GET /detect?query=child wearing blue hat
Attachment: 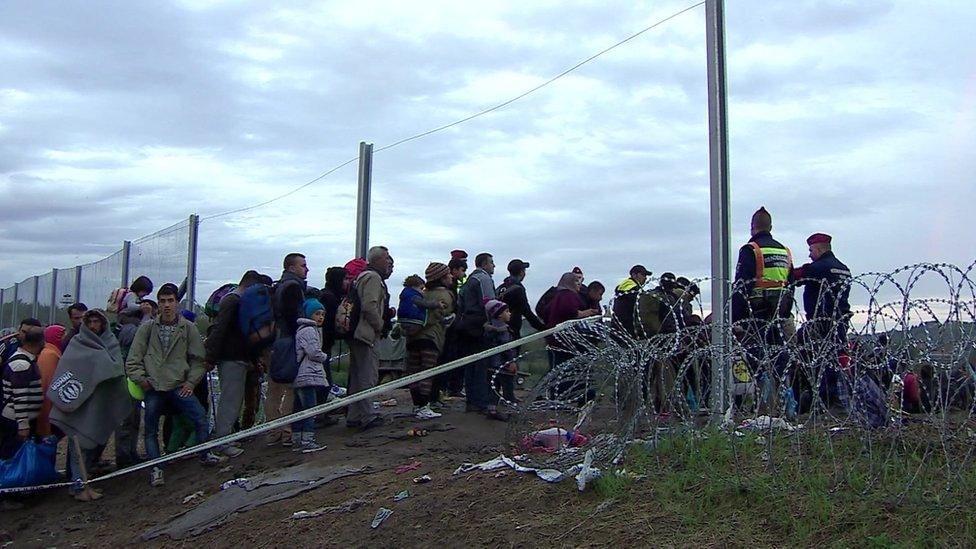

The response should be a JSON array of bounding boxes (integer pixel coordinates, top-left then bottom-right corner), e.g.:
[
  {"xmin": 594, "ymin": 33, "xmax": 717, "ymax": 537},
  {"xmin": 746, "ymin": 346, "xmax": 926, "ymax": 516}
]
[{"xmin": 291, "ymin": 298, "xmax": 329, "ymax": 453}]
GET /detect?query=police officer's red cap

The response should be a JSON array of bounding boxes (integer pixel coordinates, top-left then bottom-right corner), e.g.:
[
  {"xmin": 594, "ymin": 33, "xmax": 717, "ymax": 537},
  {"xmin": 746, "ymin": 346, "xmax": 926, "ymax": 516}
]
[
  {"xmin": 806, "ymin": 233, "xmax": 831, "ymax": 246},
  {"xmin": 450, "ymin": 249, "xmax": 468, "ymax": 260}
]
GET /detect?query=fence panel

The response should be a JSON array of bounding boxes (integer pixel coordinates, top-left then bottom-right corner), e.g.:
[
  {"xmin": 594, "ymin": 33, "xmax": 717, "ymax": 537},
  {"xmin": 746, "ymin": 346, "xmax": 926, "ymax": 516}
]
[
  {"xmin": 0, "ymin": 286, "xmax": 13, "ymax": 331},
  {"xmin": 128, "ymin": 220, "xmax": 191, "ymax": 294},
  {"xmin": 79, "ymin": 251, "xmax": 124, "ymax": 311},
  {"xmin": 16, "ymin": 277, "xmax": 35, "ymax": 323},
  {"xmin": 36, "ymin": 271, "xmax": 54, "ymax": 325},
  {"xmin": 54, "ymin": 270, "xmax": 75, "ymax": 326}
]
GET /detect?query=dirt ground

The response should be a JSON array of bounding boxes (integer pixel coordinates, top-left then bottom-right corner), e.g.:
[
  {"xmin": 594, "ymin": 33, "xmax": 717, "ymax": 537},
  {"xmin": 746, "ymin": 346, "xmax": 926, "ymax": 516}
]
[{"xmin": 2, "ymin": 388, "xmax": 624, "ymax": 548}]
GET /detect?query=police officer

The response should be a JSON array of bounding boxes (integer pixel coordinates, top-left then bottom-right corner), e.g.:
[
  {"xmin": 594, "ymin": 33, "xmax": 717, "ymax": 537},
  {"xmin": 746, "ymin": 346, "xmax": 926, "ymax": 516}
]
[
  {"xmin": 731, "ymin": 207, "xmax": 794, "ymax": 329},
  {"xmin": 795, "ymin": 233, "xmax": 852, "ymax": 343},
  {"xmin": 731, "ymin": 208, "xmax": 795, "ymax": 413}
]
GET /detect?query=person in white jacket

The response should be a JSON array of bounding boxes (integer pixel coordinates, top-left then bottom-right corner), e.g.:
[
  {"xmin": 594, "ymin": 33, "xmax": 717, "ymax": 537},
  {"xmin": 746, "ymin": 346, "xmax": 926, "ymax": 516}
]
[{"xmin": 291, "ymin": 298, "xmax": 329, "ymax": 453}]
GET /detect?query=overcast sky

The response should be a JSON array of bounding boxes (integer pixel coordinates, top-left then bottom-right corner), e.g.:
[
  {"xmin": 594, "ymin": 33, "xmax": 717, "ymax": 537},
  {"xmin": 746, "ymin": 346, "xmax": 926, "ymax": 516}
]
[{"xmin": 1, "ymin": 0, "xmax": 973, "ymax": 317}]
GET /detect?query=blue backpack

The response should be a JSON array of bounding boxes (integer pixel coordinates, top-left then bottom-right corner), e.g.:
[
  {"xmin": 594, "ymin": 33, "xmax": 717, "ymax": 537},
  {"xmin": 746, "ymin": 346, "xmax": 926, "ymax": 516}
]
[
  {"xmin": 268, "ymin": 333, "xmax": 298, "ymax": 383},
  {"xmin": 238, "ymin": 284, "xmax": 275, "ymax": 348}
]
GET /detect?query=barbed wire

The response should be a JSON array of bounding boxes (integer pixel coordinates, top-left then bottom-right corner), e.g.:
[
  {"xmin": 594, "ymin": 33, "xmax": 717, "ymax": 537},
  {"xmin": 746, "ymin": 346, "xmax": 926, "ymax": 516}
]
[{"xmin": 496, "ymin": 261, "xmax": 976, "ymax": 498}]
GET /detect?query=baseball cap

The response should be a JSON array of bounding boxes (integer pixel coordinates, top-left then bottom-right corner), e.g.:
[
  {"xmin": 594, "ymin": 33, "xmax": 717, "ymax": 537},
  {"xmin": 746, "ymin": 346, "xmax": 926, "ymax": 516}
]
[
  {"xmin": 507, "ymin": 259, "xmax": 530, "ymax": 274},
  {"xmin": 629, "ymin": 265, "xmax": 650, "ymax": 276}
]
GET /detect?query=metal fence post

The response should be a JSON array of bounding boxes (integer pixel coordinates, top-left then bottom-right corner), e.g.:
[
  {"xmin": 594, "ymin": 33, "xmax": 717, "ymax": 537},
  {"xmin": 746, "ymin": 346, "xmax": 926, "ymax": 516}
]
[
  {"xmin": 31, "ymin": 276, "xmax": 39, "ymax": 320},
  {"xmin": 706, "ymin": 0, "xmax": 732, "ymax": 422},
  {"xmin": 73, "ymin": 266, "xmax": 82, "ymax": 307},
  {"xmin": 121, "ymin": 240, "xmax": 132, "ymax": 290},
  {"xmin": 355, "ymin": 141, "xmax": 373, "ymax": 259},
  {"xmin": 49, "ymin": 269, "xmax": 58, "ymax": 325},
  {"xmin": 185, "ymin": 215, "xmax": 199, "ymax": 310}
]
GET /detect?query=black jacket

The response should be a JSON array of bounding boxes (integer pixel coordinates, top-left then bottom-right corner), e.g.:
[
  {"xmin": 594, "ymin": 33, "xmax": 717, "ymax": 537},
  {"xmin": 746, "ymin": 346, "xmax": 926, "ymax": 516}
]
[
  {"xmin": 274, "ymin": 271, "xmax": 307, "ymax": 336},
  {"xmin": 204, "ymin": 292, "xmax": 249, "ymax": 363},
  {"xmin": 797, "ymin": 251, "xmax": 851, "ymax": 321},
  {"xmin": 497, "ymin": 276, "xmax": 545, "ymax": 337}
]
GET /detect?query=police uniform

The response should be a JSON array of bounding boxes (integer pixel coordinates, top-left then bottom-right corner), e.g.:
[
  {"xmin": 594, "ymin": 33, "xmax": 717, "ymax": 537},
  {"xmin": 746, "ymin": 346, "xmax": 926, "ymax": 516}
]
[
  {"xmin": 795, "ymin": 233, "xmax": 851, "ymax": 343},
  {"xmin": 731, "ymin": 230, "xmax": 794, "ymax": 323}
]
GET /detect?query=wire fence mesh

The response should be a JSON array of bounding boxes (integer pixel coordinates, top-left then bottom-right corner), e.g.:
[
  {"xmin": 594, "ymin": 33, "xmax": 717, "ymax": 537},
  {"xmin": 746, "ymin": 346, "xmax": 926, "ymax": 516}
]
[
  {"xmin": 129, "ymin": 219, "xmax": 192, "ymax": 292},
  {"xmin": 78, "ymin": 251, "xmax": 124, "ymax": 312},
  {"xmin": 15, "ymin": 276, "xmax": 36, "ymax": 323},
  {"xmin": 0, "ymin": 218, "xmax": 195, "ymax": 332}
]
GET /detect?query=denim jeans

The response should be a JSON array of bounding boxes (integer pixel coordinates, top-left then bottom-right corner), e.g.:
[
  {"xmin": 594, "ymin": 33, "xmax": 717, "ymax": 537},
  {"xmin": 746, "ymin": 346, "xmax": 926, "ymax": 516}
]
[
  {"xmin": 291, "ymin": 386, "xmax": 319, "ymax": 434},
  {"xmin": 144, "ymin": 388, "xmax": 209, "ymax": 461}
]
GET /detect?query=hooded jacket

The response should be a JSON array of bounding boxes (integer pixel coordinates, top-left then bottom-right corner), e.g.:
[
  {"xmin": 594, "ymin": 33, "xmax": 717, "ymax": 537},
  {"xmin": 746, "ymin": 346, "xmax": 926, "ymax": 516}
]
[
  {"xmin": 34, "ymin": 342, "xmax": 61, "ymax": 436},
  {"xmin": 294, "ymin": 318, "xmax": 329, "ymax": 388},
  {"xmin": 125, "ymin": 315, "xmax": 207, "ymax": 392},
  {"xmin": 48, "ymin": 313, "xmax": 130, "ymax": 449}
]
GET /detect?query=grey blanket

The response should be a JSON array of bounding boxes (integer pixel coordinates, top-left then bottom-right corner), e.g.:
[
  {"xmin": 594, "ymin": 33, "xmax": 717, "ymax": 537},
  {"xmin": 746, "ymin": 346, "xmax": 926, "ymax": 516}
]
[{"xmin": 49, "ymin": 319, "xmax": 131, "ymax": 449}]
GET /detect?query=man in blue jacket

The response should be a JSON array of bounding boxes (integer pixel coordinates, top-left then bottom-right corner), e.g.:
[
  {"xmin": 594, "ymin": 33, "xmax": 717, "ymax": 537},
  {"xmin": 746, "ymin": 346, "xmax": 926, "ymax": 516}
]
[{"xmin": 795, "ymin": 233, "xmax": 852, "ymax": 344}]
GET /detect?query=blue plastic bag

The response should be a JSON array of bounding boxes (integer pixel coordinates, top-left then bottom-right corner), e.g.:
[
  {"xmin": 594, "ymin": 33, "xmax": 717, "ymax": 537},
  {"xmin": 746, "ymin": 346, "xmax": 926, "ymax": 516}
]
[{"xmin": 0, "ymin": 437, "xmax": 59, "ymax": 488}]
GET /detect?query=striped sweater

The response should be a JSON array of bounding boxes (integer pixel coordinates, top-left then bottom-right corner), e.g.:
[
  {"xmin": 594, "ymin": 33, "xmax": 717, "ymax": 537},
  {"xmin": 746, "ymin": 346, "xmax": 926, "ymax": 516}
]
[{"xmin": 2, "ymin": 349, "xmax": 43, "ymax": 430}]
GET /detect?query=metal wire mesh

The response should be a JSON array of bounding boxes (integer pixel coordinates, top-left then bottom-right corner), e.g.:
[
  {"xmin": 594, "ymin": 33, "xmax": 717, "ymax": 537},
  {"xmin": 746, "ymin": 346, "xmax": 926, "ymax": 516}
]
[
  {"xmin": 36, "ymin": 271, "xmax": 54, "ymax": 324},
  {"xmin": 129, "ymin": 220, "xmax": 190, "ymax": 290},
  {"xmin": 78, "ymin": 251, "xmax": 124, "ymax": 310},
  {"xmin": 54, "ymin": 269, "xmax": 75, "ymax": 326},
  {"xmin": 15, "ymin": 277, "xmax": 36, "ymax": 322}
]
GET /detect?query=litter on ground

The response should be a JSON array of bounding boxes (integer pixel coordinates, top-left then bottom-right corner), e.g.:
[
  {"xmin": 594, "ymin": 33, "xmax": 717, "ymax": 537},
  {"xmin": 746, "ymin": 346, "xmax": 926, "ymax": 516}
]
[
  {"xmin": 371, "ymin": 508, "xmax": 393, "ymax": 529},
  {"xmin": 394, "ymin": 461, "xmax": 423, "ymax": 474}
]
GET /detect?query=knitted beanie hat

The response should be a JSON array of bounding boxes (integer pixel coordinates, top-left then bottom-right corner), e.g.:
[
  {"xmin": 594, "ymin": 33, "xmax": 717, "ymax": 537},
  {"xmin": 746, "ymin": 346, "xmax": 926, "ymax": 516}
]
[
  {"xmin": 485, "ymin": 299, "xmax": 509, "ymax": 319},
  {"xmin": 425, "ymin": 262, "xmax": 450, "ymax": 283},
  {"xmin": 303, "ymin": 298, "xmax": 325, "ymax": 318}
]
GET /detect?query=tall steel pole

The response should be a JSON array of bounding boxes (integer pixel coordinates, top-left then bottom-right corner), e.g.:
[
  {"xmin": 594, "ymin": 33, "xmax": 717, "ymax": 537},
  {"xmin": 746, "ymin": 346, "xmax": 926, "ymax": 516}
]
[
  {"xmin": 355, "ymin": 141, "xmax": 374, "ymax": 260},
  {"xmin": 706, "ymin": 0, "xmax": 732, "ymax": 421},
  {"xmin": 185, "ymin": 215, "xmax": 200, "ymax": 311}
]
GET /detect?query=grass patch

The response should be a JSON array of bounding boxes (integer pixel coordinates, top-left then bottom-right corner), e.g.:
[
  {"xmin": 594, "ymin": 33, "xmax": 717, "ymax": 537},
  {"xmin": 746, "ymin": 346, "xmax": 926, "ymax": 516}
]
[{"xmin": 593, "ymin": 427, "xmax": 976, "ymax": 546}]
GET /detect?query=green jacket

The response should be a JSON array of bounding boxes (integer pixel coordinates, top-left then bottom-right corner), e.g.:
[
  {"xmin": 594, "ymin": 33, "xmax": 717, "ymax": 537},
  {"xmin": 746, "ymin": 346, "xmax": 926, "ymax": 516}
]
[
  {"xmin": 410, "ymin": 286, "xmax": 455, "ymax": 352},
  {"xmin": 636, "ymin": 288, "xmax": 678, "ymax": 338},
  {"xmin": 125, "ymin": 316, "xmax": 207, "ymax": 392}
]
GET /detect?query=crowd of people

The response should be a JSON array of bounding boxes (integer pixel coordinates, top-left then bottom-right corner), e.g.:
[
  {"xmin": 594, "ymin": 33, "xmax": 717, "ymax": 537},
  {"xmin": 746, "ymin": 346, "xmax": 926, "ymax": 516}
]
[{"xmin": 0, "ymin": 206, "xmax": 857, "ymax": 505}]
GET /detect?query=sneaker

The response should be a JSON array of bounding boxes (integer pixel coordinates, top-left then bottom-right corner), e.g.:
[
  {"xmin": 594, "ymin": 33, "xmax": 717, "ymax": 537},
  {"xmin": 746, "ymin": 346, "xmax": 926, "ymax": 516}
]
[
  {"xmin": 150, "ymin": 467, "xmax": 165, "ymax": 487},
  {"xmin": 301, "ymin": 442, "xmax": 327, "ymax": 454},
  {"xmin": 264, "ymin": 431, "xmax": 282, "ymax": 446},
  {"xmin": 220, "ymin": 446, "xmax": 244, "ymax": 458},
  {"xmin": 415, "ymin": 405, "xmax": 442, "ymax": 420},
  {"xmin": 282, "ymin": 433, "xmax": 293, "ymax": 447},
  {"xmin": 201, "ymin": 452, "xmax": 229, "ymax": 465}
]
